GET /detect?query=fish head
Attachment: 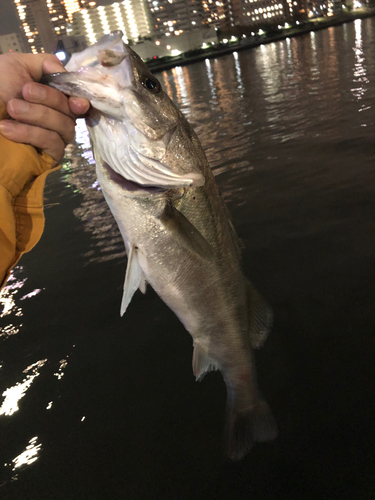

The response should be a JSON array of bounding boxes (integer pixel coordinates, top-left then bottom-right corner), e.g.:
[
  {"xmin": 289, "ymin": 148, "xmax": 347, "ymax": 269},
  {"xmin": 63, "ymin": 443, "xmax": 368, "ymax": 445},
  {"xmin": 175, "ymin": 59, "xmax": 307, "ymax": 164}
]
[{"xmin": 45, "ymin": 31, "xmax": 206, "ymax": 190}]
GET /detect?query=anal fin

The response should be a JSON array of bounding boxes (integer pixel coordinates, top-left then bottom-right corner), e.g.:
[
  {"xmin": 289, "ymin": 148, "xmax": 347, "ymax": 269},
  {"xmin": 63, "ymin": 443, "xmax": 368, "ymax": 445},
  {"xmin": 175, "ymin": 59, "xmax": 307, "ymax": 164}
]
[
  {"xmin": 192, "ymin": 344, "xmax": 220, "ymax": 381},
  {"xmin": 120, "ymin": 244, "xmax": 142, "ymax": 316}
]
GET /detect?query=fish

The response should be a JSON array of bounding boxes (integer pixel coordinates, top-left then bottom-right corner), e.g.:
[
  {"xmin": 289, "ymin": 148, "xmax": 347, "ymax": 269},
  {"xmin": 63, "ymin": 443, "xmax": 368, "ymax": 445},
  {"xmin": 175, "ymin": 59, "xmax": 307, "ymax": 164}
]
[{"xmin": 45, "ymin": 31, "xmax": 277, "ymax": 460}]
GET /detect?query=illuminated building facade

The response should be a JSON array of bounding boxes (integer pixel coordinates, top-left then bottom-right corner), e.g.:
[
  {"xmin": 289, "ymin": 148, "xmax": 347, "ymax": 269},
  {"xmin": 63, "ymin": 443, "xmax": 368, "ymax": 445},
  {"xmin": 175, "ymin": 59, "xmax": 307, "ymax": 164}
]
[
  {"xmin": 146, "ymin": 0, "xmax": 287, "ymax": 33},
  {"xmin": 283, "ymin": 0, "xmax": 307, "ymax": 20},
  {"xmin": 64, "ymin": 0, "xmax": 97, "ymax": 23},
  {"xmin": 70, "ymin": 0, "xmax": 151, "ymax": 45},
  {"xmin": 0, "ymin": 33, "xmax": 26, "ymax": 53},
  {"xmin": 307, "ymin": 0, "xmax": 339, "ymax": 16},
  {"xmin": 13, "ymin": 0, "xmax": 94, "ymax": 54},
  {"xmin": 201, "ymin": 0, "xmax": 220, "ymax": 28},
  {"xmin": 216, "ymin": 0, "xmax": 234, "ymax": 28},
  {"xmin": 147, "ymin": 0, "xmax": 206, "ymax": 37},
  {"xmin": 231, "ymin": 0, "xmax": 286, "ymax": 26},
  {"xmin": 14, "ymin": 0, "xmax": 58, "ymax": 53},
  {"xmin": 47, "ymin": 0, "xmax": 69, "ymax": 36}
]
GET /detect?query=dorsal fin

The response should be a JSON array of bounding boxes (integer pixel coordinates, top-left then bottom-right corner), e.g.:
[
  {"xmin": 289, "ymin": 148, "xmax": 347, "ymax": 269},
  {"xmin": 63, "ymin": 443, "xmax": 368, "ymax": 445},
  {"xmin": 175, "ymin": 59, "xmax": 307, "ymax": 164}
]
[{"xmin": 159, "ymin": 201, "xmax": 214, "ymax": 262}]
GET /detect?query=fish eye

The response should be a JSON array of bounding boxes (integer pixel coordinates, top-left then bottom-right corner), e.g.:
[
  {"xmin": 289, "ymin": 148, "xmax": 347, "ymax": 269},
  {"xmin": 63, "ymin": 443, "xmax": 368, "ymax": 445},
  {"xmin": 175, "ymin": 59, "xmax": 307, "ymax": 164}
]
[{"xmin": 142, "ymin": 76, "xmax": 160, "ymax": 93}]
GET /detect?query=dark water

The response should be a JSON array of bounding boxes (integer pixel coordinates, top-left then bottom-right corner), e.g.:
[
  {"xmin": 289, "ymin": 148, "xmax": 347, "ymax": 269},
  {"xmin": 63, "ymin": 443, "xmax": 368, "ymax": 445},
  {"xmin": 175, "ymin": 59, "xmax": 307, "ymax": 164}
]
[{"xmin": 1, "ymin": 19, "xmax": 374, "ymax": 499}]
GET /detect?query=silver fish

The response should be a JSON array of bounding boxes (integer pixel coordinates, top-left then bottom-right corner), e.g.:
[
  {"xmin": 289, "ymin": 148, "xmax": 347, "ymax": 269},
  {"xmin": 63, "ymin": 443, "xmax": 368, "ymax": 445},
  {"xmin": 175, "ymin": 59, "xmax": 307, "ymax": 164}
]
[{"xmin": 46, "ymin": 31, "xmax": 277, "ymax": 460}]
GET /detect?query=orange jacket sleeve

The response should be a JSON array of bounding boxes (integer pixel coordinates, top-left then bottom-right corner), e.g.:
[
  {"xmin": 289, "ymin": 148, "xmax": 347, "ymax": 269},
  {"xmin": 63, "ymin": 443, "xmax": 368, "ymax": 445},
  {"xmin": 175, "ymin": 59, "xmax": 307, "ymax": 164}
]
[{"xmin": 0, "ymin": 100, "xmax": 61, "ymax": 289}]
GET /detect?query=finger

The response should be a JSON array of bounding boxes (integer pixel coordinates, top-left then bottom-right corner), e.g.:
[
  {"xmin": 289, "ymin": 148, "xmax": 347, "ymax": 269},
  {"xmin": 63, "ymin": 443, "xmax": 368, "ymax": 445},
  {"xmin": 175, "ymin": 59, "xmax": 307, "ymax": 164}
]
[
  {"xmin": 0, "ymin": 120, "xmax": 65, "ymax": 166},
  {"xmin": 42, "ymin": 59, "xmax": 90, "ymax": 117},
  {"xmin": 7, "ymin": 99, "xmax": 76, "ymax": 145},
  {"xmin": 17, "ymin": 53, "xmax": 65, "ymax": 82},
  {"xmin": 69, "ymin": 97, "xmax": 90, "ymax": 116},
  {"xmin": 22, "ymin": 82, "xmax": 74, "ymax": 119},
  {"xmin": 42, "ymin": 57, "xmax": 67, "ymax": 76}
]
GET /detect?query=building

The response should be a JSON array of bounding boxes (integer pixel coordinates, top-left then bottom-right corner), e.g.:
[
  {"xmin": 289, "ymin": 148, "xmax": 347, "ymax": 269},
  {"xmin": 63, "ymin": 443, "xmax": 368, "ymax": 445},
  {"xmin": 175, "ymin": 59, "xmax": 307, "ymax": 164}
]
[
  {"xmin": 135, "ymin": 26, "xmax": 217, "ymax": 59},
  {"xmin": 0, "ymin": 33, "xmax": 26, "ymax": 54},
  {"xmin": 63, "ymin": 0, "xmax": 96, "ymax": 23},
  {"xmin": 147, "ymin": 0, "xmax": 206, "ymax": 37},
  {"xmin": 69, "ymin": 0, "xmax": 152, "ymax": 45},
  {"xmin": 14, "ymin": 0, "xmax": 70, "ymax": 53},
  {"xmin": 201, "ymin": 0, "xmax": 221, "ymax": 28},
  {"xmin": 14, "ymin": 0, "xmax": 58, "ymax": 53},
  {"xmin": 47, "ymin": 0, "xmax": 69, "ymax": 37},
  {"xmin": 13, "ymin": 0, "xmax": 92, "ymax": 54},
  {"xmin": 231, "ymin": 0, "xmax": 286, "ymax": 28}
]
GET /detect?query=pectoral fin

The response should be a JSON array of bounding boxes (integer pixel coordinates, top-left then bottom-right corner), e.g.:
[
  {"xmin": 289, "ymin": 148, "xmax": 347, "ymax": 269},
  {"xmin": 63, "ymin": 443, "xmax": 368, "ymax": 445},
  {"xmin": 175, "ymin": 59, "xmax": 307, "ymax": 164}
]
[
  {"xmin": 247, "ymin": 281, "xmax": 273, "ymax": 349},
  {"xmin": 159, "ymin": 202, "xmax": 214, "ymax": 262},
  {"xmin": 120, "ymin": 244, "xmax": 142, "ymax": 316}
]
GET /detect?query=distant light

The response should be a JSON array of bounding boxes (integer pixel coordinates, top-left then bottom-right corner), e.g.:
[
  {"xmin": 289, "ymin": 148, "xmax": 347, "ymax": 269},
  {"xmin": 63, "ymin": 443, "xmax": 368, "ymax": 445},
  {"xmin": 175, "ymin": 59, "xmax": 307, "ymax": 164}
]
[
  {"xmin": 166, "ymin": 44, "xmax": 171, "ymax": 49},
  {"xmin": 223, "ymin": 38, "xmax": 228, "ymax": 43},
  {"xmin": 171, "ymin": 49, "xmax": 181, "ymax": 56},
  {"xmin": 55, "ymin": 51, "xmax": 66, "ymax": 61}
]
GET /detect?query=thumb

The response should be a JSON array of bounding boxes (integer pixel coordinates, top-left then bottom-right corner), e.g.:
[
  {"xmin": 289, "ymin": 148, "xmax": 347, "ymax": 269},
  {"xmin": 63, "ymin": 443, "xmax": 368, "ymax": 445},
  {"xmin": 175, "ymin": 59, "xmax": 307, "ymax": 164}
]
[{"xmin": 42, "ymin": 56, "xmax": 67, "ymax": 75}]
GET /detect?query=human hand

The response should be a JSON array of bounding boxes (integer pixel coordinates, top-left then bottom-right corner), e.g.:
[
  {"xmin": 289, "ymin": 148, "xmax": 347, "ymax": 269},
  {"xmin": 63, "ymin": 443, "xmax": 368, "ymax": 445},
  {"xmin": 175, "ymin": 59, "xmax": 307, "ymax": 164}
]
[{"xmin": 0, "ymin": 53, "xmax": 90, "ymax": 166}]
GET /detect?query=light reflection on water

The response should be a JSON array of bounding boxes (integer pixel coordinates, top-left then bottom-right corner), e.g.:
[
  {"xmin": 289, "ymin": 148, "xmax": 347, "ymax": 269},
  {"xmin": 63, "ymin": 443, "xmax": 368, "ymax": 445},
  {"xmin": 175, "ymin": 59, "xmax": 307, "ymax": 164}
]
[
  {"xmin": 54, "ymin": 358, "xmax": 68, "ymax": 380},
  {"xmin": 11, "ymin": 436, "xmax": 42, "ymax": 471},
  {"xmin": 63, "ymin": 119, "xmax": 126, "ymax": 264},
  {"xmin": 0, "ymin": 268, "xmax": 26, "ymax": 341},
  {"xmin": 352, "ymin": 18, "xmax": 370, "ymax": 124},
  {"xmin": 0, "ymin": 360, "xmax": 47, "ymax": 416},
  {"xmin": 0, "ymin": 269, "xmax": 25, "ymax": 319}
]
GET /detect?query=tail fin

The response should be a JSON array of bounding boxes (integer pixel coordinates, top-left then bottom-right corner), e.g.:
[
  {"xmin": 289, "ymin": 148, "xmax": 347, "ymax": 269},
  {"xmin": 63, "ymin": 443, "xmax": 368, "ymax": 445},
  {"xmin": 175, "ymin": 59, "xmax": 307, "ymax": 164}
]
[{"xmin": 225, "ymin": 399, "xmax": 277, "ymax": 461}]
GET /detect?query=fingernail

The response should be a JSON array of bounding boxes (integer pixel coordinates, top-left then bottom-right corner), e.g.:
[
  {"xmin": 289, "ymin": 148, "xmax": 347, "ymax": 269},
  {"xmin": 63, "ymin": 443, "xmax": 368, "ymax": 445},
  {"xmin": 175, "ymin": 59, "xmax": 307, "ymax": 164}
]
[
  {"xmin": 9, "ymin": 100, "xmax": 30, "ymax": 114},
  {"xmin": 70, "ymin": 98, "xmax": 89, "ymax": 111},
  {"xmin": 0, "ymin": 121, "xmax": 15, "ymax": 134},
  {"xmin": 43, "ymin": 58, "xmax": 64, "ymax": 74},
  {"xmin": 27, "ymin": 84, "xmax": 47, "ymax": 100}
]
